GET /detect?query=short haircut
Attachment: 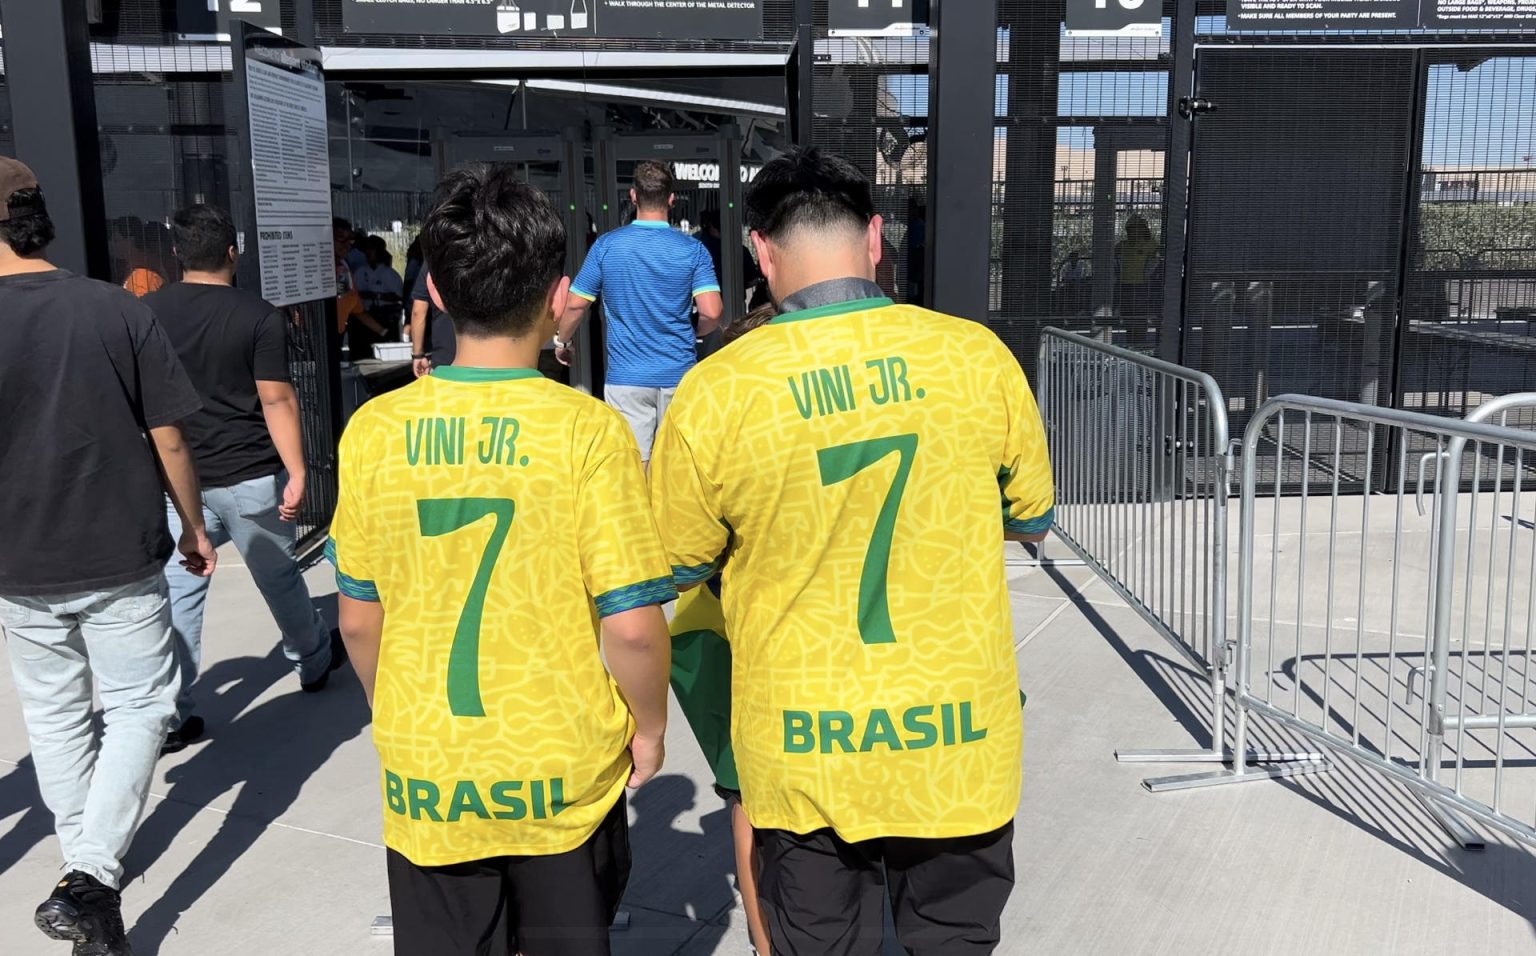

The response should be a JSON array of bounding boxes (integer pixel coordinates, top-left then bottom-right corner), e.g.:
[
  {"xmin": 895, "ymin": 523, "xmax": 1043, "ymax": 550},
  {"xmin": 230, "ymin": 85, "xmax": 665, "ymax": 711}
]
[
  {"xmin": 0, "ymin": 190, "xmax": 55, "ymax": 256},
  {"xmin": 333, "ymin": 217, "xmax": 353, "ymax": 237},
  {"xmin": 632, "ymin": 160, "xmax": 674, "ymax": 210},
  {"xmin": 724, "ymin": 303, "xmax": 777, "ymax": 346},
  {"xmin": 699, "ymin": 207, "xmax": 721, "ymax": 232},
  {"xmin": 421, "ymin": 163, "xmax": 566, "ymax": 339},
  {"xmin": 745, "ymin": 148, "xmax": 875, "ymax": 244},
  {"xmin": 172, "ymin": 204, "xmax": 237, "ymax": 271}
]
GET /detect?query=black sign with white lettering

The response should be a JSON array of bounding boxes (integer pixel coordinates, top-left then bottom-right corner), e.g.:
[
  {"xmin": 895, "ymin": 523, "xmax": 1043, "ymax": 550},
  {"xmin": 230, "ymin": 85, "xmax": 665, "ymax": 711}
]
[
  {"xmin": 342, "ymin": 0, "xmax": 764, "ymax": 39},
  {"xmin": 1065, "ymin": 0, "xmax": 1163, "ymax": 37},
  {"xmin": 1229, "ymin": 0, "xmax": 1533, "ymax": 29},
  {"xmin": 827, "ymin": 0, "xmax": 930, "ymax": 36}
]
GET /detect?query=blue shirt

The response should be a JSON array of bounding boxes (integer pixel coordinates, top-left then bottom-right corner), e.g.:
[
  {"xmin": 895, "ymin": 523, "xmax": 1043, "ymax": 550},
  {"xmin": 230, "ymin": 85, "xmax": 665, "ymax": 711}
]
[{"xmin": 571, "ymin": 220, "xmax": 721, "ymax": 389}]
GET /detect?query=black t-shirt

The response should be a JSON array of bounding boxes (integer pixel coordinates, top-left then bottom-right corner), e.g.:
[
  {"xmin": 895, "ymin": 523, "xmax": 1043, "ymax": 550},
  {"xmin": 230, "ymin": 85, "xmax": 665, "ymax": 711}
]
[
  {"xmin": 0, "ymin": 269, "xmax": 202, "ymax": 595},
  {"xmin": 410, "ymin": 268, "xmax": 456, "ymax": 366},
  {"xmin": 144, "ymin": 282, "xmax": 290, "ymax": 488}
]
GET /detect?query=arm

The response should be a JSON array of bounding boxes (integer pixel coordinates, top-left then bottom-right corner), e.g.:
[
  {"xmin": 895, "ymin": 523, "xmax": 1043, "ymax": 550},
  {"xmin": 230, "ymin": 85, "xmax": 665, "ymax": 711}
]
[
  {"xmin": 409, "ymin": 299, "xmax": 431, "ymax": 377},
  {"xmin": 601, "ymin": 605, "xmax": 671, "ymax": 787},
  {"xmin": 693, "ymin": 291, "xmax": 724, "ymax": 338},
  {"xmin": 338, "ymin": 595, "xmax": 384, "ymax": 707},
  {"xmin": 555, "ymin": 295, "xmax": 595, "ymax": 366},
  {"xmin": 149, "ymin": 424, "xmax": 217, "ymax": 577},
  {"xmin": 256, "ymin": 380, "xmax": 307, "ymax": 522}
]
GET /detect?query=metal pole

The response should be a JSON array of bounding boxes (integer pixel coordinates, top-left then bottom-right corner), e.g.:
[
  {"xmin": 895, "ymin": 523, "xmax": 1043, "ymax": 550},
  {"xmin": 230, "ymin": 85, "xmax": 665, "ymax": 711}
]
[
  {"xmin": 0, "ymin": 0, "xmax": 109, "ymax": 278},
  {"xmin": 791, "ymin": 0, "xmax": 816, "ymax": 147},
  {"xmin": 293, "ymin": 0, "xmax": 317, "ymax": 46},
  {"xmin": 924, "ymin": 0, "xmax": 998, "ymax": 320},
  {"xmin": 1163, "ymin": 0, "xmax": 1197, "ymax": 365},
  {"xmin": 719, "ymin": 124, "xmax": 745, "ymax": 323}
]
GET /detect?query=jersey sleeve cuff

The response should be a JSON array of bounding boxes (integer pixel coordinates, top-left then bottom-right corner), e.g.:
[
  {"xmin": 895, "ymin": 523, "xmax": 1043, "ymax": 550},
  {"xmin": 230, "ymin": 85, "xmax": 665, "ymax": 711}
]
[
  {"xmin": 571, "ymin": 287, "xmax": 598, "ymax": 302},
  {"xmin": 671, "ymin": 561, "xmax": 719, "ymax": 588},
  {"xmin": 326, "ymin": 537, "xmax": 381, "ymax": 602},
  {"xmin": 692, "ymin": 285, "xmax": 722, "ymax": 297},
  {"xmin": 1005, "ymin": 505, "xmax": 1055, "ymax": 536},
  {"xmin": 594, "ymin": 576, "xmax": 679, "ymax": 617}
]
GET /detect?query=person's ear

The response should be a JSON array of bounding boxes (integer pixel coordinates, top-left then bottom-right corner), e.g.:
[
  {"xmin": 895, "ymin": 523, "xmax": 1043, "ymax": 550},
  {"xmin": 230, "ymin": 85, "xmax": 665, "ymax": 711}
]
[
  {"xmin": 427, "ymin": 272, "xmax": 445, "ymax": 313},
  {"xmin": 868, "ymin": 215, "xmax": 885, "ymax": 269},
  {"xmin": 227, "ymin": 245, "xmax": 238, "ymax": 267},
  {"xmin": 548, "ymin": 275, "xmax": 571, "ymax": 326},
  {"xmin": 668, "ymin": 193, "xmax": 676, "ymax": 208},
  {"xmin": 629, "ymin": 188, "xmax": 638, "ymax": 207},
  {"xmin": 750, "ymin": 231, "xmax": 774, "ymax": 284}
]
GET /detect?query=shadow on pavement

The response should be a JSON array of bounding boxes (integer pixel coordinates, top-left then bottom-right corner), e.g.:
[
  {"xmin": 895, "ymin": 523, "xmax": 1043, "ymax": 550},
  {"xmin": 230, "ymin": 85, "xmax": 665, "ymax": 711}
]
[
  {"xmin": 0, "ymin": 756, "xmax": 51, "ymax": 878},
  {"xmin": 621, "ymin": 774, "xmax": 732, "ymax": 954},
  {"xmin": 124, "ymin": 646, "xmax": 368, "ymax": 955}
]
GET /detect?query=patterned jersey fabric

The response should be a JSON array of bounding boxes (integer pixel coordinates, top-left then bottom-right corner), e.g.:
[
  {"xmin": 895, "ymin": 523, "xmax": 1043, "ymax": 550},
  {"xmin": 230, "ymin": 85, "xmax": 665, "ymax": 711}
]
[
  {"xmin": 329, "ymin": 366, "xmax": 676, "ymax": 866},
  {"xmin": 651, "ymin": 297, "xmax": 1054, "ymax": 841}
]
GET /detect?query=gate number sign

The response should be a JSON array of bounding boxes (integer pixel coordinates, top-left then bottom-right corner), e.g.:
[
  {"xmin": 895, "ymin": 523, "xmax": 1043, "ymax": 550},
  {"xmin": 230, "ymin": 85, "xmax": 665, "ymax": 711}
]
[{"xmin": 1066, "ymin": 0, "xmax": 1163, "ymax": 37}]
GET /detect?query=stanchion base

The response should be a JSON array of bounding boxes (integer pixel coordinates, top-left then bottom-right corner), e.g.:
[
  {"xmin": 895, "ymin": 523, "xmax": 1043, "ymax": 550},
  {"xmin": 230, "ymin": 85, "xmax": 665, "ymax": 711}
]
[
  {"xmin": 1408, "ymin": 789, "xmax": 1486, "ymax": 851},
  {"xmin": 1141, "ymin": 759, "xmax": 1331, "ymax": 792},
  {"xmin": 1117, "ymin": 748, "xmax": 1325, "ymax": 764}
]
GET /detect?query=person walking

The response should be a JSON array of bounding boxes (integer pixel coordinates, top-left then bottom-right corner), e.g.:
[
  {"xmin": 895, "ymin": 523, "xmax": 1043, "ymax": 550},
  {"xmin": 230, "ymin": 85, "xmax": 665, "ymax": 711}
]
[
  {"xmin": 145, "ymin": 204, "xmax": 346, "ymax": 752},
  {"xmin": 330, "ymin": 165, "xmax": 674, "ymax": 956},
  {"xmin": 650, "ymin": 149, "xmax": 1056, "ymax": 955},
  {"xmin": 0, "ymin": 157, "xmax": 218, "ymax": 956},
  {"xmin": 554, "ymin": 160, "xmax": 724, "ymax": 465}
]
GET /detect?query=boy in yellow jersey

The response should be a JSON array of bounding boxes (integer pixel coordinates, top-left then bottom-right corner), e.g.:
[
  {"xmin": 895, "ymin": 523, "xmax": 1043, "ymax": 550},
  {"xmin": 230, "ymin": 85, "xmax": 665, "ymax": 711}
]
[
  {"xmin": 330, "ymin": 165, "xmax": 674, "ymax": 956},
  {"xmin": 650, "ymin": 149, "xmax": 1054, "ymax": 955}
]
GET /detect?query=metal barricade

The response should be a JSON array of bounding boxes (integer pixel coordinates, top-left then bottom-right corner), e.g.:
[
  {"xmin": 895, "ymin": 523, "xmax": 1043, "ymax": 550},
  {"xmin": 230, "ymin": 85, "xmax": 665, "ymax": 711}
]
[
  {"xmin": 1164, "ymin": 394, "xmax": 1536, "ymax": 851},
  {"xmin": 287, "ymin": 299, "xmax": 340, "ymax": 556},
  {"xmin": 1036, "ymin": 329, "xmax": 1318, "ymax": 788}
]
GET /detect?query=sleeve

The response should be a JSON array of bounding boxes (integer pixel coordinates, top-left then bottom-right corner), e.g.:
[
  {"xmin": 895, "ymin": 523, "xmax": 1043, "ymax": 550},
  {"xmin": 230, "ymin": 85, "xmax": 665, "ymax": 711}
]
[
  {"xmin": 995, "ymin": 340, "xmax": 1056, "ymax": 536},
  {"xmin": 253, "ymin": 308, "xmax": 291, "ymax": 383},
  {"xmin": 130, "ymin": 305, "xmax": 203, "ymax": 428},
  {"xmin": 570, "ymin": 239, "xmax": 603, "ymax": 302},
  {"xmin": 578, "ymin": 410, "xmax": 678, "ymax": 616},
  {"xmin": 410, "ymin": 268, "xmax": 432, "ymax": 303},
  {"xmin": 650, "ymin": 402, "xmax": 731, "ymax": 587},
  {"xmin": 691, "ymin": 240, "xmax": 721, "ymax": 297},
  {"xmin": 386, "ymin": 270, "xmax": 404, "ymax": 297},
  {"xmin": 327, "ymin": 418, "xmax": 381, "ymax": 602}
]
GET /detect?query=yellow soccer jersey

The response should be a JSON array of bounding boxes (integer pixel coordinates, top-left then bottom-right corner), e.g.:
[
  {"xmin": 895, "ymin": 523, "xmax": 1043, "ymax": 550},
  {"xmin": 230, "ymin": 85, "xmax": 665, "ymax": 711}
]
[
  {"xmin": 651, "ymin": 294, "xmax": 1053, "ymax": 842},
  {"xmin": 329, "ymin": 366, "xmax": 676, "ymax": 866}
]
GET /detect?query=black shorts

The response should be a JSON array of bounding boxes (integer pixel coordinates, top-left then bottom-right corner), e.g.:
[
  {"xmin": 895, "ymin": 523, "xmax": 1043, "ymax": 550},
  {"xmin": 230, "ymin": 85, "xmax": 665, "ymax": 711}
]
[
  {"xmin": 755, "ymin": 821, "xmax": 1015, "ymax": 956},
  {"xmin": 386, "ymin": 795, "xmax": 631, "ymax": 956}
]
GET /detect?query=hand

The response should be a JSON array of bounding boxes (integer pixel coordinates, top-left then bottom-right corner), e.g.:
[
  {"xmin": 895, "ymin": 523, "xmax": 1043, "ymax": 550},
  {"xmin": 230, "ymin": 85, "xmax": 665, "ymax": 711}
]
[
  {"xmin": 626, "ymin": 732, "xmax": 665, "ymax": 789},
  {"xmin": 179, "ymin": 527, "xmax": 217, "ymax": 578},
  {"xmin": 412, "ymin": 357, "xmax": 432, "ymax": 379},
  {"xmin": 279, "ymin": 471, "xmax": 306, "ymax": 522},
  {"xmin": 555, "ymin": 344, "xmax": 575, "ymax": 367}
]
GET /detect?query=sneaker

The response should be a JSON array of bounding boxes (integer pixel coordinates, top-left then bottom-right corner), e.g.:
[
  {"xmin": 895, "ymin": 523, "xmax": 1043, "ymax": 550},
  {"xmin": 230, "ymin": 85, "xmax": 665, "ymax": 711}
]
[
  {"xmin": 300, "ymin": 630, "xmax": 350, "ymax": 694},
  {"xmin": 34, "ymin": 871, "xmax": 131, "ymax": 955},
  {"xmin": 160, "ymin": 715, "xmax": 205, "ymax": 756}
]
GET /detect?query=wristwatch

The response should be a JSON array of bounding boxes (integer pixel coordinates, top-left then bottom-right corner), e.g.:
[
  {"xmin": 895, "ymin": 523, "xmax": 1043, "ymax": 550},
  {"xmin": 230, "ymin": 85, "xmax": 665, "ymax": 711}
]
[{"xmin": 552, "ymin": 333, "xmax": 572, "ymax": 351}]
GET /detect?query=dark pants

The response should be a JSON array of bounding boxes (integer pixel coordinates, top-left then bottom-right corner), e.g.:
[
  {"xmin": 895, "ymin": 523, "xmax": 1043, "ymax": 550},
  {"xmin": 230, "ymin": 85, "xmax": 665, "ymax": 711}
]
[
  {"xmin": 385, "ymin": 796, "xmax": 630, "ymax": 956},
  {"xmin": 755, "ymin": 821, "xmax": 1015, "ymax": 956}
]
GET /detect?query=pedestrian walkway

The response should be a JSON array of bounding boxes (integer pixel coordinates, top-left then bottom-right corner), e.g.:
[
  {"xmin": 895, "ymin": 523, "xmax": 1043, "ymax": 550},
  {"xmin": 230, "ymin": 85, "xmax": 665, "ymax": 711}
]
[{"xmin": 0, "ymin": 544, "xmax": 1532, "ymax": 954}]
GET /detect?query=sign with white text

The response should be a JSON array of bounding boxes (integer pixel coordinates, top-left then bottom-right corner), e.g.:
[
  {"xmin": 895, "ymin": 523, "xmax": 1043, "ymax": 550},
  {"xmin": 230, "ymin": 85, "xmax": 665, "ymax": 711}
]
[
  {"xmin": 1066, "ymin": 0, "xmax": 1163, "ymax": 37},
  {"xmin": 342, "ymin": 0, "xmax": 764, "ymax": 40}
]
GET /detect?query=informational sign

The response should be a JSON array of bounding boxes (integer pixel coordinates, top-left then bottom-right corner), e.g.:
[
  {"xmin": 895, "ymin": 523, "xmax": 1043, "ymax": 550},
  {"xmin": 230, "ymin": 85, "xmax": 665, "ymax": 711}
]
[
  {"xmin": 671, "ymin": 161, "xmax": 762, "ymax": 188},
  {"xmin": 342, "ymin": 0, "xmax": 764, "ymax": 39},
  {"xmin": 1066, "ymin": 0, "xmax": 1164, "ymax": 37},
  {"xmin": 1228, "ymin": 0, "xmax": 1533, "ymax": 29},
  {"xmin": 828, "ymin": 0, "xmax": 930, "ymax": 37},
  {"xmin": 242, "ymin": 46, "xmax": 336, "ymax": 306},
  {"xmin": 176, "ymin": 0, "xmax": 283, "ymax": 35}
]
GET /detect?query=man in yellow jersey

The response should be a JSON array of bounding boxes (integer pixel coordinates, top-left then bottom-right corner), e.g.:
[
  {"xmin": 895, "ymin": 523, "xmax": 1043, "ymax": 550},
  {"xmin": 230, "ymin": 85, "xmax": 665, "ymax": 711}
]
[
  {"xmin": 650, "ymin": 149, "xmax": 1054, "ymax": 955},
  {"xmin": 330, "ymin": 164, "xmax": 675, "ymax": 956}
]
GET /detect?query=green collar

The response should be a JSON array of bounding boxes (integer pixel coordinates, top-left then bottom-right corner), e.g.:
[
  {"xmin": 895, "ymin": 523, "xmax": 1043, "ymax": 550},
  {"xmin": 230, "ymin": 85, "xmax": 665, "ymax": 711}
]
[
  {"xmin": 431, "ymin": 366, "xmax": 543, "ymax": 383},
  {"xmin": 630, "ymin": 219, "xmax": 671, "ymax": 229},
  {"xmin": 769, "ymin": 296, "xmax": 894, "ymax": 326}
]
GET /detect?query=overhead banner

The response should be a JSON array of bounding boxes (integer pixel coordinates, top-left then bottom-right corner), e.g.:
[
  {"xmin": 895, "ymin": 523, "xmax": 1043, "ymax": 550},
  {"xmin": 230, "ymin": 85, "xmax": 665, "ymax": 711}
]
[
  {"xmin": 827, "ymin": 0, "xmax": 931, "ymax": 37},
  {"xmin": 1228, "ymin": 0, "xmax": 1534, "ymax": 29},
  {"xmin": 342, "ymin": 0, "xmax": 765, "ymax": 39},
  {"xmin": 1065, "ymin": 0, "xmax": 1163, "ymax": 37},
  {"xmin": 240, "ymin": 42, "xmax": 337, "ymax": 306}
]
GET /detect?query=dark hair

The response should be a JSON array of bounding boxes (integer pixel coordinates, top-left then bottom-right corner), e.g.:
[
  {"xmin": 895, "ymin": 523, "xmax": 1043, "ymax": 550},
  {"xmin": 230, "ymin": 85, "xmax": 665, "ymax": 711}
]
[
  {"xmin": 632, "ymin": 160, "xmax": 674, "ymax": 210},
  {"xmin": 745, "ymin": 148, "xmax": 874, "ymax": 243},
  {"xmin": 172, "ymin": 204, "xmax": 237, "ymax": 271},
  {"xmin": 724, "ymin": 303, "xmax": 777, "ymax": 345},
  {"xmin": 333, "ymin": 216, "xmax": 352, "ymax": 237},
  {"xmin": 0, "ymin": 189, "xmax": 54, "ymax": 256},
  {"xmin": 421, "ymin": 163, "xmax": 566, "ymax": 339}
]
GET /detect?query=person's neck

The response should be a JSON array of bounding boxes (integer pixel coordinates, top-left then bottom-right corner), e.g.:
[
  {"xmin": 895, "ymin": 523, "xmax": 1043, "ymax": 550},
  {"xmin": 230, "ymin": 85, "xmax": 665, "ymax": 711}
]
[
  {"xmin": 181, "ymin": 269, "xmax": 234, "ymax": 286},
  {"xmin": 635, "ymin": 208, "xmax": 669, "ymax": 222},
  {"xmin": 450, "ymin": 330, "xmax": 546, "ymax": 370},
  {"xmin": 0, "ymin": 252, "xmax": 56, "ymax": 277}
]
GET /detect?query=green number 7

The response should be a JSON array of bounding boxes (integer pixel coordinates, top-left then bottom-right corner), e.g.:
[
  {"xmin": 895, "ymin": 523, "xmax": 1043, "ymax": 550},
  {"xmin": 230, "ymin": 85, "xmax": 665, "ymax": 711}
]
[
  {"xmin": 416, "ymin": 498, "xmax": 515, "ymax": 717},
  {"xmin": 817, "ymin": 434, "xmax": 919, "ymax": 645}
]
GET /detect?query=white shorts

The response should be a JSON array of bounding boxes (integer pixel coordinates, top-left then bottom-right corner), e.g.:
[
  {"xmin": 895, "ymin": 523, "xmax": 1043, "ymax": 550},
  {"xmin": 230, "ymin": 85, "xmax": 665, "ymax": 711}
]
[{"xmin": 605, "ymin": 385, "xmax": 677, "ymax": 461}]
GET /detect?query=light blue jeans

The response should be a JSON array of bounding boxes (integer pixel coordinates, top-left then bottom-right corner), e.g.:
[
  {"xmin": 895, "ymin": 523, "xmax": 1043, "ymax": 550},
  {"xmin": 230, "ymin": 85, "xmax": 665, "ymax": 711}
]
[
  {"xmin": 0, "ymin": 574, "xmax": 179, "ymax": 890},
  {"xmin": 164, "ymin": 472, "xmax": 331, "ymax": 725}
]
